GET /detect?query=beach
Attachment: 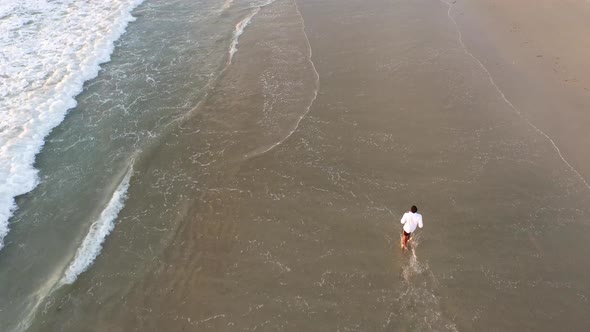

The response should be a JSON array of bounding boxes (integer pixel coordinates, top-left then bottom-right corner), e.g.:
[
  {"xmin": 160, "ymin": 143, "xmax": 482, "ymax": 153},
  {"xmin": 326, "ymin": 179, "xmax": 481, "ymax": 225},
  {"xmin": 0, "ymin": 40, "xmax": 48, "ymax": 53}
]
[
  {"xmin": 1, "ymin": 0, "xmax": 590, "ymax": 331},
  {"xmin": 451, "ymin": 0, "xmax": 590, "ymax": 184}
]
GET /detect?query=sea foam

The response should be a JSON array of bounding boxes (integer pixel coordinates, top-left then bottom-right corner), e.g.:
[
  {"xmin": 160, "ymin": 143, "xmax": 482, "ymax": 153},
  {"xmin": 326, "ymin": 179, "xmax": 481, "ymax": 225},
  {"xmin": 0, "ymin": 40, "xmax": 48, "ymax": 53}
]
[
  {"xmin": 229, "ymin": 9, "xmax": 260, "ymax": 63},
  {"xmin": 228, "ymin": 0, "xmax": 277, "ymax": 64},
  {"xmin": 60, "ymin": 167, "xmax": 133, "ymax": 285},
  {"xmin": 0, "ymin": 0, "xmax": 145, "ymax": 250}
]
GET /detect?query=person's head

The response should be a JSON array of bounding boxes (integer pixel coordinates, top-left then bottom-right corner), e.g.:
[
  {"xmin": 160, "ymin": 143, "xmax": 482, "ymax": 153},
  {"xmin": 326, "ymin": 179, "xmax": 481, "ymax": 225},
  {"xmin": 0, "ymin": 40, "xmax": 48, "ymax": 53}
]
[{"xmin": 411, "ymin": 205, "xmax": 418, "ymax": 213}]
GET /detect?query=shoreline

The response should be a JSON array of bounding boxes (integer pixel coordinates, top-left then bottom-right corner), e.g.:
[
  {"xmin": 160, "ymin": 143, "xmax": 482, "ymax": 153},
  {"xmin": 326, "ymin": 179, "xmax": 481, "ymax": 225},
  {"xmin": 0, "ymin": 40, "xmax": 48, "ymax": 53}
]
[
  {"xmin": 23, "ymin": 0, "xmax": 590, "ymax": 330},
  {"xmin": 451, "ymin": 0, "xmax": 590, "ymax": 184}
]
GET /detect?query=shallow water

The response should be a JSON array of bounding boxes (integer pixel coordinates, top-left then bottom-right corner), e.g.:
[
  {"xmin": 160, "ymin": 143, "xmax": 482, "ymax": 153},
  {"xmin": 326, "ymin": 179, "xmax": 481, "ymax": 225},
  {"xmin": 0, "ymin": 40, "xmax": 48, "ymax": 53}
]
[
  {"xmin": 2, "ymin": 0, "xmax": 590, "ymax": 331},
  {"xmin": 1, "ymin": 0, "xmax": 276, "ymax": 330}
]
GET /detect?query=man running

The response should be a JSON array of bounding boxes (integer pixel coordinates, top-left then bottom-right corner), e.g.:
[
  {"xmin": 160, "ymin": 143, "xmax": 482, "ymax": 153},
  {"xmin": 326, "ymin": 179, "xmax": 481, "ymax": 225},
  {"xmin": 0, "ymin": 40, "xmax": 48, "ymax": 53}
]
[{"xmin": 400, "ymin": 205, "xmax": 423, "ymax": 250}]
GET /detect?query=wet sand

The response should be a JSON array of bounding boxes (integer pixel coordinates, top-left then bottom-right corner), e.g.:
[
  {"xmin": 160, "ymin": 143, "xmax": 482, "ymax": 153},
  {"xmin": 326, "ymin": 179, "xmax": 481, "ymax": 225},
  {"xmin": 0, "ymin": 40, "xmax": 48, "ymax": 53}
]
[
  {"xmin": 31, "ymin": 0, "xmax": 590, "ymax": 331},
  {"xmin": 450, "ymin": 0, "xmax": 590, "ymax": 182}
]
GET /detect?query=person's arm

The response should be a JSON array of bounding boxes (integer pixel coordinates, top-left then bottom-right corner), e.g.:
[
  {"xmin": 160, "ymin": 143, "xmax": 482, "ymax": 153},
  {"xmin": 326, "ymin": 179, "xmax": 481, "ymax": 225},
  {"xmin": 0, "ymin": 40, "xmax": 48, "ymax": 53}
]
[
  {"xmin": 418, "ymin": 215, "xmax": 423, "ymax": 228},
  {"xmin": 400, "ymin": 213, "xmax": 407, "ymax": 225}
]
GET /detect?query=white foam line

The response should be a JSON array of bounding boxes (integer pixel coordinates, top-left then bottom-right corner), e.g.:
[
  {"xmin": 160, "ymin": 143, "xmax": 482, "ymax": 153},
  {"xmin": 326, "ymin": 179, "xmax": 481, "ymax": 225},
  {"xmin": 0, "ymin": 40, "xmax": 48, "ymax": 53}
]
[
  {"xmin": 441, "ymin": 0, "xmax": 590, "ymax": 190},
  {"xmin": 229, "ymin": 1, "xmax": 278, "ymax": 64},
  {"xmin": 0, "ymin": 0, "xmax": 145, "ymax": 251},
  {"xmin": 8, "ymin": 163, "xmax": 134, "ymax": 332},
  {"xmin": 245, "ymin": 0, "xmax": 320, "ymax": 159},
  {"xmin": 229, "ymin": 9, "xmax": 260, "ymax": 64},
  {"xmin": 59, "ymin": 165, "xmax": 134, "ymax": 285},
  {"xmin": 164, "ymin": 1, "xmax": 277, "ymax": 132}
]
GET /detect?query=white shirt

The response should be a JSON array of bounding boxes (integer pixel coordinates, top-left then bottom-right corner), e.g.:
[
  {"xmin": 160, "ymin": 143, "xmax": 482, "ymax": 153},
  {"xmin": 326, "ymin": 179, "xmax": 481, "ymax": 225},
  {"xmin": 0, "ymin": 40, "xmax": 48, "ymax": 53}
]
[{"xmin": 400, "ymin": 212, "xmax": 423, "ymax": 233}]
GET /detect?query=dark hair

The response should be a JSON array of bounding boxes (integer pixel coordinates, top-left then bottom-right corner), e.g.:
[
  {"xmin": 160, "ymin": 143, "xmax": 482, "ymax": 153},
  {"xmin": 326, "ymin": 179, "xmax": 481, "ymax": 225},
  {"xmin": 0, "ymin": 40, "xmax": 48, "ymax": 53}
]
[{"xmin": 411, "ymin": 205, "xmax": 418, "ymax": 213}]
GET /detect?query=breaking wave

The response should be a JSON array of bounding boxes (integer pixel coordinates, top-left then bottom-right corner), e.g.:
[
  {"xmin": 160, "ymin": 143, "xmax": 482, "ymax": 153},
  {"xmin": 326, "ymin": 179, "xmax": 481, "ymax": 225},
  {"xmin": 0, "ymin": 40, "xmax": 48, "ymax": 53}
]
[
  {"xmin": 0, "ymin": 0, "xmax": 145, "ymax": 250},
  {"xmin": 60, "ymin": 166, "xmax": 133, "ymax": 285}
]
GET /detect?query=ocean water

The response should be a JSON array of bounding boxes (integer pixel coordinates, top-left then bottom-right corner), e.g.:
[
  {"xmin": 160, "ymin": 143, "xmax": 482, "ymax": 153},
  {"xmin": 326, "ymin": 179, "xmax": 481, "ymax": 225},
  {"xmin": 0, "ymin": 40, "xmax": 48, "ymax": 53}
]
[
  {"xmin": 0, "ymin": 0, "xmax": 143, "ymax": 250},
  {"xmin": 3, "ymin": 0, "xmax": 590, "ymax": 330},
  {"xmin": 0, "ymin": 0, "xmax": 278, "ymax": 330}
]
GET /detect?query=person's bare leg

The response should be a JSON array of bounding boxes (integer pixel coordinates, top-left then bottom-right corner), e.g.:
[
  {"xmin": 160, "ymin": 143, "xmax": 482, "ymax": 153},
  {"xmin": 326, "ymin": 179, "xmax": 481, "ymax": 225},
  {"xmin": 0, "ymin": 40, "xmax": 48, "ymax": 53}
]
[{"xmin": 402, "ymin": 233, "xmax": 408, "ymax": 249}]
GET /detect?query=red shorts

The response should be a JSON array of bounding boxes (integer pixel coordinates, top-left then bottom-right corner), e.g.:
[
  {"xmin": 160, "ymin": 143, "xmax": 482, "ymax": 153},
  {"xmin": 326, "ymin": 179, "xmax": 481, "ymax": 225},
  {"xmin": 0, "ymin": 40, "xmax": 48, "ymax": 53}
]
[{"xmin": 403, "ymin": 231, "xmax": 411, "ymax": 238}]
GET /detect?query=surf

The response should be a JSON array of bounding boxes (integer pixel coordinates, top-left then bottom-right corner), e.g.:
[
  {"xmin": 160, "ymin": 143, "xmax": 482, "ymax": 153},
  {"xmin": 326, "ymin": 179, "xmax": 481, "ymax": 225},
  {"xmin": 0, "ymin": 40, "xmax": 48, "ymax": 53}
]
[
  {"xmin": 60, "ymin": 166, "xmax": 133, "ymax": 285},
  {"xmin": 229, "ymin": 9, "xmax": 260, "ymax": 63},
  {"xmin": 0, "ymin": 0, "xmax": 145, "ymax": 251},
  {"xmin": 229, "ymin": 1, "xmax": 277, "ymax": 64},
  {"xmin": 3, "ymin": 164, "xmax": 134, "ymax": 332}
]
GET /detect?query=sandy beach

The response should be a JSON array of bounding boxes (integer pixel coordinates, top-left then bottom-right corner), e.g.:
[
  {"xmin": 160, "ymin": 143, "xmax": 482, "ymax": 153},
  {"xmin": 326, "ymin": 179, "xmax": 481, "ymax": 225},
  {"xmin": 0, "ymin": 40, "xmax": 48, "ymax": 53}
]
[
  {"xmin": 9, "ymin": 0, "xmax": 590, "ymax": 331},
  {"xmin": 451, "ymin": 0, "xmax": 590, "ymax": 182}
]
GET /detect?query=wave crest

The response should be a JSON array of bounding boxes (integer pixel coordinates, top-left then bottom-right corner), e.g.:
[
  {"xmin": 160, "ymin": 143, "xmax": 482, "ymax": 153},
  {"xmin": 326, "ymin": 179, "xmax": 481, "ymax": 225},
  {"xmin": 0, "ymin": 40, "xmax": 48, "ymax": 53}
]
[
  {"xmin": 0, "ymin": 0, "xmax": 145, "ymax": 250},
  {"xmin": 60, "ymin": 167, "xmax": 133, "ymax": 285}
]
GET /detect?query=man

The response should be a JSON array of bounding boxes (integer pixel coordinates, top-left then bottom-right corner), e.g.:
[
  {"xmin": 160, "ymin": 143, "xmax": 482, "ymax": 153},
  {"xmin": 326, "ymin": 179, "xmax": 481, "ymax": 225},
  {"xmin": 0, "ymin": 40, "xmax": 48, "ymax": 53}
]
[{"xmin": 400, "ymin": 205, "xmax": 423, "ymax": 250}]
